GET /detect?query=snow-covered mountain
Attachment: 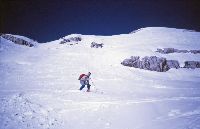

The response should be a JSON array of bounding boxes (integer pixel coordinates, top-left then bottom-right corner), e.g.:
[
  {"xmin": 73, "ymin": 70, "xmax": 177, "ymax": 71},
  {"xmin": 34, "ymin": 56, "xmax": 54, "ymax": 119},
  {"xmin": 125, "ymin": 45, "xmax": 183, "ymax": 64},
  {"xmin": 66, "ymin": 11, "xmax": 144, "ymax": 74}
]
[{"xmin": 0, "ymin": 27, "xmax": 200, "ymax": 129}]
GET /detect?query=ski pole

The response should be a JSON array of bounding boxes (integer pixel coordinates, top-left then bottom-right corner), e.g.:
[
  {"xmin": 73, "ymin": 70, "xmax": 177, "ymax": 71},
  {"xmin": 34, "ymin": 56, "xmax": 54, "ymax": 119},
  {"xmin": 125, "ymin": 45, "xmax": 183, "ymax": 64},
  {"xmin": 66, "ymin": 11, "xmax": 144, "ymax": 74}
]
[
  {"xmin": 90, "ymin": 78, "xmax": 96, "ymax": 87},
  {"xmin": 90, "ymin": 78, "xmax": 103, "ymax": 94},
  {"xmin": 90, "ymin": 78, "xmax": 98, "ymax": 91}
]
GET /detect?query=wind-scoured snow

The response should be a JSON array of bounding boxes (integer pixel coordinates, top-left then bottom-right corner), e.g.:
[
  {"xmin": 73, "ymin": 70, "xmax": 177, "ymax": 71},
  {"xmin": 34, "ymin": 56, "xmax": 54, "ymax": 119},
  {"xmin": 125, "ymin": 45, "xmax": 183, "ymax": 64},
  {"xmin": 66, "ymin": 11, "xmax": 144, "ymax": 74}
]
[{"xmin": 0, "ymin": 27, "xmax": 200, "ymax": 129}]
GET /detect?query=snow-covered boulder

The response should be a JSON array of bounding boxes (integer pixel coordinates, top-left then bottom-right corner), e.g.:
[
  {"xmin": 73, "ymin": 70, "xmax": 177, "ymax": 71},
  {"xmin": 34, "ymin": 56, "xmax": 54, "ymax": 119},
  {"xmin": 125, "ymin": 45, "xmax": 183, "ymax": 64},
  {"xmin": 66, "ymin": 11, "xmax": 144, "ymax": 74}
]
[
  {"xmin": 141, "ymin": 56, "xmax": 169, "ymax": 72},
  {"xmin": 121, "ymin": 56, "xmax": 180, "ymax": 72},
  {"xmin": 1, "ymin": 34, "xmax": 37, "ymax": 47},
  {"xmin": 156, "ymin": 48, "xmax": 200, "ymax": 54},
  {"xmin": 166, "ymin": 60, "xmax": 180, "ymax": 69},
  {"xmin": 90, "ymin": 42, "xmax": 104, "ymax": 48},
  {"xmin": 184, "ymin": 61, "xmax": 200, "ymax": 69},
  {"xmin": 190, "ymin": 50, "xmax": 200, "ymax": 54},
  {"xmin": 59, "ymin": 36, "xmax": 82, "ymax": 44},
  {"xmin": 121, "ymin": 56, "xmax": 140, "ymax": 68},
  {"xmin": 156, "ymin": 48, "xmax": 181, "ymax": 54}
]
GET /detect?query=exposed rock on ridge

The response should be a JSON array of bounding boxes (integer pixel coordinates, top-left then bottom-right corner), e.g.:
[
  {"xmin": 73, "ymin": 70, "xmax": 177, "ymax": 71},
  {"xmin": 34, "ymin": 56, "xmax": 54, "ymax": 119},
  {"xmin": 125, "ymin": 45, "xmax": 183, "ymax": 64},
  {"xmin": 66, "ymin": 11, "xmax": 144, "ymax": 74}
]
[
  {"xmin": 121, "ymin": 56, "xmax": 180, "ymax": 72},
  {"xmin": 1, "ymin": 34, "xmax": 36, "ymax": 47}
]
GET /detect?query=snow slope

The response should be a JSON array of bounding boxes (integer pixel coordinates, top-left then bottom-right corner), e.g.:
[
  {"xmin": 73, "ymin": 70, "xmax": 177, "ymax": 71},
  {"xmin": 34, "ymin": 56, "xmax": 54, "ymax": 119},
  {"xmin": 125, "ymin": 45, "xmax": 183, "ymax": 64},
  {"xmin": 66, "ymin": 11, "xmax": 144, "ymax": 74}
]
[{"xmin": 0, "ymin": 27, "xmax": 200, "ymax": 129}]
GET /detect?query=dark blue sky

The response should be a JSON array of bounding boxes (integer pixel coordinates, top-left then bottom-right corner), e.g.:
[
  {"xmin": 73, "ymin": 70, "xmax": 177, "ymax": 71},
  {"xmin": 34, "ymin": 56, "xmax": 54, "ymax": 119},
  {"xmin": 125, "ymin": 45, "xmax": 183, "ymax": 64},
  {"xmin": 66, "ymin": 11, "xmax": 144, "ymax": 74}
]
[{"xmin": 1, "ymin": 0, "xmax": 200, "ymax": 42}]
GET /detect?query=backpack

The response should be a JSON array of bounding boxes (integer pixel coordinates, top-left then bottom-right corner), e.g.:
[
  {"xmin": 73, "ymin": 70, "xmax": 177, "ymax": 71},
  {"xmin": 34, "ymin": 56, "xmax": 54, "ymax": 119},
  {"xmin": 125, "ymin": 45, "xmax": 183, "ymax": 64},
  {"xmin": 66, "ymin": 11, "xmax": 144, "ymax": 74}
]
[{"xmin": 78, "ymin": 74, "xmax": 85, "ymax": 80}]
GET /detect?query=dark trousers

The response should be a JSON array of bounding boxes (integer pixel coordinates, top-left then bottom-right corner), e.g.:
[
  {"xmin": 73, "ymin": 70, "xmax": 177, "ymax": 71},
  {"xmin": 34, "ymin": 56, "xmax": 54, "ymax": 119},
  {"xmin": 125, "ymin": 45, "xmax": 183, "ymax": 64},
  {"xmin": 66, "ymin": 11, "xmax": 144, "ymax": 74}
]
[{"xmin": 80, "ymin": 84, "xmax": 91, "ymax": 90}]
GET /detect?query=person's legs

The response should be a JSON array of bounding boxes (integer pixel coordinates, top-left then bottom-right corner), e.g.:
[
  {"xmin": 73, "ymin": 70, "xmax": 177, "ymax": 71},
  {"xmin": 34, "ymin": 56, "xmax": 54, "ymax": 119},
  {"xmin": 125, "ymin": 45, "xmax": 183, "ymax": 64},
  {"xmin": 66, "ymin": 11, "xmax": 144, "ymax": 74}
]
[
  {"xmin": 87, "ymin": 84, "xmax": 91, "ymax": 92},
  {"xmin": 80, "ymin": 80, "xmax": 85, "ymax": 90},
  {"xmin": 80, "ymin": 85, "xmax": 85, "ymax": 90}
]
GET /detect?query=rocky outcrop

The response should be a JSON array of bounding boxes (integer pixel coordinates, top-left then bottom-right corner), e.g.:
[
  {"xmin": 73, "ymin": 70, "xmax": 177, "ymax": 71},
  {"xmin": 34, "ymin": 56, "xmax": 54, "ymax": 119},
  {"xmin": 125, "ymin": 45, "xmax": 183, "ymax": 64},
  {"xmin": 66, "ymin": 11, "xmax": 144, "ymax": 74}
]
[
  {"xmin": 166, "ymin": 60, "xmax": 180, "ymax": 69},
  {"xmin": 184, "ymin": 61, "xmax": 200, "ymax": 69},
  {"xmin": 60, "ymin": 36, "xmax": 82, "ymax": 44},
  {"xmin": 190, "ymin": 50, "xmax": 200, "ymax": 54},
  {"xmin": 121, "ymin": 56, "xmax": 180, "ymax": 72},
  {"xmin": 156, "ymin": 48, "xmax": 200, "ymax": 54},
  {"xmin": 1, "ymin": 34, "xmax": 35, "ymax": 47},
  {"xmin": 155, "ymin": 48, "xmax": 200, "ymax": 69},
  {"xmin": 90, "ymin": 42, "xmax": 104, "ymax": 48}
]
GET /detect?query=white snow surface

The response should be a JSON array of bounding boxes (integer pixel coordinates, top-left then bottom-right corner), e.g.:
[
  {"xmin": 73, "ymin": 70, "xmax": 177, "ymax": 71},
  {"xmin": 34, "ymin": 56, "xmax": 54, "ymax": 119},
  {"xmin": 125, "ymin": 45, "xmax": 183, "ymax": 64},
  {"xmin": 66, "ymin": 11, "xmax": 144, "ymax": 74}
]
[{"xmin": 0, "ymin": 27, "xmax": 200, "ymax": 129}]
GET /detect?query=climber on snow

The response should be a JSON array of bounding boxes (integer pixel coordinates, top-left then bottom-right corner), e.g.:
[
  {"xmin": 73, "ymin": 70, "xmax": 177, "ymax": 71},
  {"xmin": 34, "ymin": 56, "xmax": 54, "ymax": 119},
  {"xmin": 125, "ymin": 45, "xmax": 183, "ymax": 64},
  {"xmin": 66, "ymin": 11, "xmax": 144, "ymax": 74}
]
[{"xmin": 78, "ymin": 72, "xmax": 91, "ymax": 92}]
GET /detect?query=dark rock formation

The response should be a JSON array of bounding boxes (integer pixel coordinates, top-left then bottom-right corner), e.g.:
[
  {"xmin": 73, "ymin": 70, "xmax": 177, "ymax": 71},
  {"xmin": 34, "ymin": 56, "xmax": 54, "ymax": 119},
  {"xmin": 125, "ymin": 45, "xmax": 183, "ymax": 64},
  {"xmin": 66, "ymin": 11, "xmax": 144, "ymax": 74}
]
[
  {"xmin": 70, "ymin": 37, "xmax": 81, "ymax": 42},
  {"xmin": 121, "ymin": 56, "xmax": 140, "ymax": 68},
  {"xmin": 166, "ymin": 60, "xmax": 180, "ymax": 69},
  {"xmin": 63, "ymin": 39, "xmax": 71, "ymax": 42},
  {"xmin": 60, "ymin": 36, "xmax": 82, "ymax": 44},
  {"xmin": 156, "ymin": 48, "xmax": 200, "ymax": 54},
  {"xmin": 121, "ymin": 56, "xmax": 176, "ymax": 72},
  {"xmin": 1, "ymin": 34, "xmax": 35, "ymax": 47},
  {"xmin": 90, "ymin": 42, "xmax": 104, "ymax": 48},
  {"xmin": 184, "ymin": 61, "xmax": 200, "ymax": 69},
  {"xmin": 177, "ymin": 50, "xmax": 188, "ymax": 53},
  {"xmin": 190, "ymin": 50, "xmax": 200, "ymax": 54},
  {"xmin": 156, "ymin": 48, "xmax": 178, "ymax": 54},
  {"xmin": 60, "ymin": 41, "xmax": 66, "ymax": 44}
]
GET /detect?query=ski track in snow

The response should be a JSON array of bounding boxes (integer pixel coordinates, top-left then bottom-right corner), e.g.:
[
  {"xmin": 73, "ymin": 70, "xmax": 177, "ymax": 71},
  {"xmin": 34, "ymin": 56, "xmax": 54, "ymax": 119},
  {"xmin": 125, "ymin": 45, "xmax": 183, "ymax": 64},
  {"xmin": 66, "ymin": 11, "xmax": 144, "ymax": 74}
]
[{"xmin": 1, "ymin": 27, "xmax": 200, "ymax": 129}]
